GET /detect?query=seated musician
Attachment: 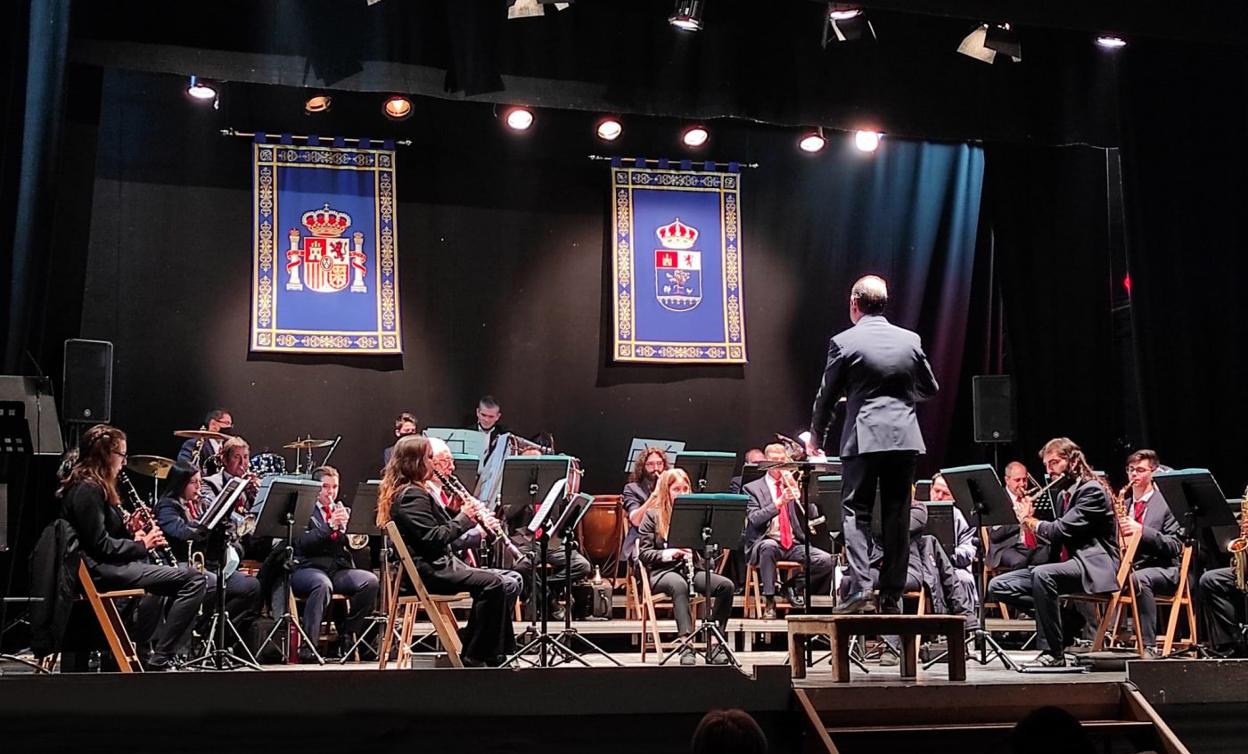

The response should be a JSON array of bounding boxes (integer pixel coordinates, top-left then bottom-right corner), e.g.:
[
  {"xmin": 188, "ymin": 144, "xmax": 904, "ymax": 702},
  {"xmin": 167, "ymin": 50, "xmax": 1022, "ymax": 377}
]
[
  {"xmin": 383, "ymin": 411, "xmax": 420, "ymax": 467},
  {"xmin": 154, "ymin": 461, "xmax": 262, "ymax": 635},
  {"xmin": 621, "ymin": 446, "xmax": 670, "ymax": 562},
  {"xmin": 638, "ymin": 469, "xmax": 734, "ymax": 665},
  {"xmin": 986, "ymin": 461, "xmax": 1051, "ymax": 573},
  {"xmin": 200, "ymin": 436, "xmax": 267, "ymax": 560},
  {"xmin": 1118, "ymin": 449, "xmax": 1182, "ymax": 655},
  {"xmin": 59, "ymin": 424, "xmax": 206, "ymax": 670},
  {"xmin": 742, "ymin": 443, "xmax": 834, "ymax": 619},
  {"xmin": 728, "ymin": 448, "xmax": 765, "ymax": 495},
  {"xmin": 288, "ymin": 466, "xmax": 380, "ymax": 662},
  {"xmin": 467, "ymin": 395, "xmax": 509, "ymax": 455},
  {"xmin": 426, "ymin": 438, "xmax": 522, "ymax": 597},
  {"xmin": 380, "ymin": 435, "xmax": 517, "ymax": 667},
  {"xmin": 1199, "ymin": 560, "xmax": 1248, "ymax": 657},
  {"xmin": 929, "ymin": 473, "xmax": 979, "ymax": 605},
  {"xmin": 175, "ymin": 407, "xmax": 232, "ymax": 472},
  {"xmin": 987, "ymin": 438, "xmax": 1121, "ymax": 668}
]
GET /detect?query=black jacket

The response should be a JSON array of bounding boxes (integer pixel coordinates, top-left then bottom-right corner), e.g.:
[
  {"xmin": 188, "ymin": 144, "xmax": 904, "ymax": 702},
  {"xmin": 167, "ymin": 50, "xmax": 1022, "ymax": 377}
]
[
  {"xmin": 620, "ymin": 479, "xmax": 654, "ymax": 558},
  {"xmin": 60, "ymin": 482, "xmax": 149, "ymax": 569},
  {"xmin": 637, "ymin": 508, "xmax": 704, "ymax": 580},
  {"xmin": 1035, "ymin": 479, "xmax": 1121, "ymax": 594},
  {"xmin": 742, "ymin": 475, "xmax": 818, "ymax": 554},
  {"xmin": 28, "ymin": 520, "xmax": 81, "ymax": 658},
  {"xmin": 154, "ymin": 494, "xmax": 208, "ymax": 564},
  {"xmin": 293, "ymin": 502, "xmax": 356, "ymax": 573},
  {"xmin": 390, "ymin": 484, "xmax": 476, "ymax": 589},
  {"xmin": 1127, "ymin": 487, "xmax": 1183, "ymax": 570}
]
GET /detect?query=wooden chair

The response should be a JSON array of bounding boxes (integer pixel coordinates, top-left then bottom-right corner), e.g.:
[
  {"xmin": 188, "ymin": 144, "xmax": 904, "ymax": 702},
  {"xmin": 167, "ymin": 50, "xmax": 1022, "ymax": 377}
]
[
  {"xmin": 635, "ymin": 558, "xmax": 703, "ymax": 662},
  {"xmin": 1064, "ymin": 531, "xmax": 1145, "ymax": 656},
  {"xmin": 744, "ymin": 560, "xmax": 803, "ymax": 618},
  {"xmin": 77, "ymin": 560, "xmax": 146, "ymax": 673},
  {"xmin": 379, "ymin": 521, "xmax": 469, "ymax": 669},
  {"xmin": 979, "ymin": 526, "xmax": 1012, "ymax": 619},
  {"xmin": 1105, "ymin": 544, "xmax": 1198, "ymax": 657}
]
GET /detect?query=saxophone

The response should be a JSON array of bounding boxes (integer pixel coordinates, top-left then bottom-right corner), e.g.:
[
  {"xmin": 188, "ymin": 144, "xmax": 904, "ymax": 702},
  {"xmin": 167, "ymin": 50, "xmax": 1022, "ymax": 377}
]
[
  {"xmin": 1113, "ymin": 484, "xmax": 1131, "ymax": 545},
  {"xmin": 1228, "ymin": 486, "xmax": 1248, "ymax": 591}
]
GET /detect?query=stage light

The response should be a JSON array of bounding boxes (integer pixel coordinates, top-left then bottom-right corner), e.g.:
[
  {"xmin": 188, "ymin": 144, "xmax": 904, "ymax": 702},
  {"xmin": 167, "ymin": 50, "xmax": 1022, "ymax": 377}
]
[
  {"xmin": 305, "ymin": 94, "xmax": 332, "ymax": 114},
  {"xmin": 958, "ymin": 23, "xmax": 1021, "ymax": 64},
  {"xmin": 186, "ymin": 76, "xmax": 218, "ymax": 102},
  {"xmin": 383, "ymin": 95, "xmax": 413, "ymax": 121},
  {"xmin": 504, "ymin": 106, "xmax": 535, "ymax": 131},
  {"xmin": 854, "ymin": 130, "xmax": 881, "ymax": 152},
  {"xmin": 1096, "ymin": 35, "xmax": 1127, "ymax": 49},
  {"xmin": 596, "ymin": 117, "xmax": 623, "ymax": 141},
  {"xmin": 681, "ymin": 124, "xmax": 709, "ymax": 148},
  {"xmin": 798, "ymin": 128, "xmax": 827, "ymax": 153},
  {"xmin": 823, "ymin": 3, "xmax": 875, "ymax": 45},
  {"xmin": 669, "ymin": 0, "xmax": 705, "ymax": 32}
]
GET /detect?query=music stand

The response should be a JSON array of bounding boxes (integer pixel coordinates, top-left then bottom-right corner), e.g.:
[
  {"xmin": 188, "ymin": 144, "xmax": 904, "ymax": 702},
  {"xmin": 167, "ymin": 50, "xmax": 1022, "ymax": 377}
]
[
  {"xmin": 675, "ymin": 451, "xmax": 737, "ymax": 493},
  {"xmin": 183, "ymin": 478, "xmax": 262, "ymax": 671},
  {"xmin": 623, "ymin": 438, "xmax": 686, "ymax": 474},
  {"xmin": 253, "ymin": 476, "xmax": 323, "ymax": 665},
  {"xmin": 337, "ymin": 481, "xmax": 387, "ymax": 663},
  {"xmin": 0, "ymin": 399, "xmax": 51, "ymax": 672},
  {"xmin": 543, "ymin": 492, "xmax": 620, "ymax": 666},
  {"xmin": 426, "ymin": 427, "xmax": 487, "ymax": 458},
  {"xmin": 451, "ymin": 454, "xmax": 480, "ymax": 498},
  {"xmin": 659, "ymin": 494, "xmax": 748, "ymax": 667},
  {"xmin": 939, "ymin": 464, "xmax": 1029, "ymax": 672},
  {"xmin": 924, "ymin": 502, "xmax": 957, "ymax": 559}
]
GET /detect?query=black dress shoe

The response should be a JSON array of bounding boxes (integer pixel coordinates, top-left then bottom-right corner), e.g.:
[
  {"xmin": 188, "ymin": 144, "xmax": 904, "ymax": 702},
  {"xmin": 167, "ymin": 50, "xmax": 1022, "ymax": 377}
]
[
  {"xmin": 1029, "ymin": 652, "xmax": 1066, "ymax": 668},
  {"xmin": 833, "ymin": 591, "xmax": 876, "ymax": 615},
  {"xmin": 761, "ymin": 598, "xmax": 778, "ymax": 620},
  {"xmin": 296, "ymin": 646, "xmax": 321, "ymax": 664},
  {"xmin": 877, "ymin": 595, "xmax": 902, "ymax": 615},
  {"xmin": 460, "ymin": 654, "xmax": 489, "ymax": 668},
  {"xmin": 784, "ymin": 585, "xmax": 806, "ymax": 609}
]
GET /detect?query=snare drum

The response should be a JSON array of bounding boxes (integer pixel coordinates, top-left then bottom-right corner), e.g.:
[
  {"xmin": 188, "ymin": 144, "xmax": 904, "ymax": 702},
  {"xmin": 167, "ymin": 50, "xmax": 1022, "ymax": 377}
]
[{"xmin": 249, "ymin": 452, "xmax": 287, "ymax": 477}]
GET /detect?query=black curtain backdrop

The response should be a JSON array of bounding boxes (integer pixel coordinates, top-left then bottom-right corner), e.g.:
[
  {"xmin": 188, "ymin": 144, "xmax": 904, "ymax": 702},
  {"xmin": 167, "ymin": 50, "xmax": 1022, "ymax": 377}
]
[{"xmin": 76, "ymin": 70, "xmax": 982, "ymax": 512}]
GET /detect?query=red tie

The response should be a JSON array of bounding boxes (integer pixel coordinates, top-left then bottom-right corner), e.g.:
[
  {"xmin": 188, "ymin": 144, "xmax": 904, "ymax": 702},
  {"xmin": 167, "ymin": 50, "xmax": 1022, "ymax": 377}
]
[
  {"xmin": 1134, "ymin": 498, "xmax": 1146, "ymax": 523},
  {"xmin": 324, "ymin": 505, "xmax": 338, "ymax": 538},
  {"xmin": 776, "ymin": 479, "xmax": 794, "ymax": 549},
  {"xmin": 1022, "ymin": 527, "xmax": 1036, "ymax": 550}
]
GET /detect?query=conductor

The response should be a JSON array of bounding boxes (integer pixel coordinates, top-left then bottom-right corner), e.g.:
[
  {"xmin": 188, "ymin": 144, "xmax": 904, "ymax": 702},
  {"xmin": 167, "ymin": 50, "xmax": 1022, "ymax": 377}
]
[{"xmin": 807, "ymin": 275, "xmax": 939, "ymax": 615}]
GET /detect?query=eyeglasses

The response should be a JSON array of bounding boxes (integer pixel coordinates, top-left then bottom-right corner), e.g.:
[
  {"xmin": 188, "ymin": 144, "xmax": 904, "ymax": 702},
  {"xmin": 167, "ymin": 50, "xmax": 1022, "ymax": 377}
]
[
  {"xmin": 1126, "ymin": 466, "xmax": 1153, "ymax": 474},
  {"xmin": 113, "ymin": 451, "xmax": 128, "ymax": 462}
]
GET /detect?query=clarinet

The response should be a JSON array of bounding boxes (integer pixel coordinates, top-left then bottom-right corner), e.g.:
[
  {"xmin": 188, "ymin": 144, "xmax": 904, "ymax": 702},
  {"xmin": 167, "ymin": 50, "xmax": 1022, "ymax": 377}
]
[
  {"xmin": 118, "ymin": 470, "xmax": 179, "ymax": 567},
  {"xmin": 433, "ymin": 470, "xmax": 526, "ymax": 562}
]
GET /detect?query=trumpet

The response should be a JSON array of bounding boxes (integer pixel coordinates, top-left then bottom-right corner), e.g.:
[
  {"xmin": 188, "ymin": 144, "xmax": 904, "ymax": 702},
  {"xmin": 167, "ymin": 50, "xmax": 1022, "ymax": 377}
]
[
  {"xmin": 433, "ymin": 469, "xmax": 526, "ymax": 562},
  {"xmin": 118, "ymin": 470, "xmax": 178, "ymax": 567},
  {"xmin": 329, "ymin": 501, "xmax": 370, "ymax": 550}
]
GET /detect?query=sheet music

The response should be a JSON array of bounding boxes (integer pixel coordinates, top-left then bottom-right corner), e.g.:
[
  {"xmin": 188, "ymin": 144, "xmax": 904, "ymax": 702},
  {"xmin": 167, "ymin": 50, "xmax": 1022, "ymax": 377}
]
[{"xmin": 527, "ymin": 478, "xmax": 568, "ymax": 534}]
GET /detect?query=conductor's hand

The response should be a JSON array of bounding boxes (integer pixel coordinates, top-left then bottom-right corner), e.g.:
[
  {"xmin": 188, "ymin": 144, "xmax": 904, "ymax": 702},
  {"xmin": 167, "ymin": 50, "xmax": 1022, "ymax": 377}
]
[{"xmin": 136, "ymin": 528, "xmax": 167, "ymax": 550}]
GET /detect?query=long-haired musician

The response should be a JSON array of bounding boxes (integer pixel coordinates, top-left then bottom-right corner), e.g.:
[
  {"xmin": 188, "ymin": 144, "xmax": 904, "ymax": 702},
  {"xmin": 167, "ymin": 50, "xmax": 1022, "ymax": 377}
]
[
  {"xmin": 621, "ymin": 446, "xmax": 671, "ymax": 561},
  {"xmin": 637, "ymin": 469, "xmax": 734, "ymax": 665},
  {"xmin": 59, "ymin": 424, "xmax": 206, "ymax": 670},
  {"xmin": 379, "ymin": 435, "xmax": 516, "ymax": 667},
  {"xmin": 987, "ymin": 437, "xmax": 1121, "ymax": 668}
]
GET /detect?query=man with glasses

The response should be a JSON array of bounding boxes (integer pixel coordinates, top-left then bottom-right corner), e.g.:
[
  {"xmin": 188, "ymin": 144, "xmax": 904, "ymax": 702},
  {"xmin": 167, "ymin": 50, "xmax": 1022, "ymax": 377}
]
[{"xmin": 1119, "ymin": 449, "xmax": 1182, "ymax": 656}]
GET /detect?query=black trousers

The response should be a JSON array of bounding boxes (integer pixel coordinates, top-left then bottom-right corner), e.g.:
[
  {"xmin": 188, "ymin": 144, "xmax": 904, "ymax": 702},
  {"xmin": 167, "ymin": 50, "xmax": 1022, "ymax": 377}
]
[
  {"xmin": 841, "ymin": 451, "xmax": 917, "ymax": 599},
  {"xmin": 1133, "ymin": 565, "xmax": 1179, "ymax": 648},
  {"xmin": 203, "ymin": 570, "xmax": 263, "ymax": 631},
  {"xmin": 425, "ymin": 567, "xmax": 517, "ymax": 662},
  {"xmin": 987, "ymin": 560, "xmax": 1094, "ymax": 655},
  {"xmin": 511, "ymin": 541, "xmax": 592, "ymax": 588},
  {"xmin": 93, "ymin": 562, "xmax": 206, "ymax": 657},
  {"xmin": 651, "ymin": 569, "xmax": 734, "ymax": 635},
  {"xmin": 1199, "ymin": 567, "xmax": 1244, "ymax": 649},
  {"xmin": 289, "ymin": 567, "xmax": 380, "ymax": 644},
  {"xmin": 749, "ymin": 539, "xmax": 835, "ymax": 597}
]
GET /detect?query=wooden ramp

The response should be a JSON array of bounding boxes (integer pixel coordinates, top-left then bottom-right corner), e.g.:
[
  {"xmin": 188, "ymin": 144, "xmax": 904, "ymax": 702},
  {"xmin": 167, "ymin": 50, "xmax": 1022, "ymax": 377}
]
[{"xmin": 795, "ymin": 680, "xmax": 1188, "ymax": 754}]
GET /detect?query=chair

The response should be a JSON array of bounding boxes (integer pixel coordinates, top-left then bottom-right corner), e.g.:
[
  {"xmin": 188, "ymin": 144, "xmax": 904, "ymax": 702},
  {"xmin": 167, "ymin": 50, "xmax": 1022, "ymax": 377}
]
[
  {"xmin": 744, "ymin": 560, "xmax": 803, "ymax": 618},
  {"xmin": 1105, "ymin": 544, "xmax": 1198, "ymax": 657},
  {"xmin": 979, "ymin": 526, "xmax": 1012, "ymax": 619},
  {"xmin": 635, "ymin": 558, "xmax": 703, "ymax": 662},
  {"xmin": 1064, "ymin": 531, "xmax": 1145, "ymax": 656},
  {"xmin": 379, "ymin": 521, "xmax": 469, "ymax": 669},
  {"xmin": 76, "ymin": 559, "xmax": 146, "ymax": 673}
]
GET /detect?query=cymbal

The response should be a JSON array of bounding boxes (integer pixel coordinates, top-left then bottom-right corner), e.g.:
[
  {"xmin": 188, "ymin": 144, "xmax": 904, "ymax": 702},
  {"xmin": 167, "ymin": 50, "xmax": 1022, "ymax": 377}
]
[
  {"xmin": 127, "ymin": 455, "xmax": 176, "ymax": 479},
  {"xmin": 174, "ymin": 429, "xmax": 228, "ymax": 441},
  {"xmin": 283, "ymin": 438, "xmax": 333, "ymax": 449}
]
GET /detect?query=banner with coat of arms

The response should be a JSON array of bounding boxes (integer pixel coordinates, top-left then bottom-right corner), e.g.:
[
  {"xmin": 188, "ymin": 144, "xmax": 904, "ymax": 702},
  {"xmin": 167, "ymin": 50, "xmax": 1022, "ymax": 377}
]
[
  {"xmin": 610, "ymin": 160, "xmax": 747, "ymax": 364},
  {"xmin": 251, "ymin": 135, "xmax": 401, "ymax": 354}
]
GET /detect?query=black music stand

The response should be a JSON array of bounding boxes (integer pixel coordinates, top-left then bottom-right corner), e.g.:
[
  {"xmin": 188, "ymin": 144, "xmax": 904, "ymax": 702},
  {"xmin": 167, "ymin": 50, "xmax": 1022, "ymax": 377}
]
[
  {"xmin": 547, "ymin": 492, "xmax": 620, "ymax": 666},
  {"xmin": 254, "ymin": 477, "xmax": 323, "ymax": 665},
  {"xmin": 659, "ymin": 494, "xmax": 748, "ymax": 667},
  {"xmin": 1155, "ymin": 469, "xmax": 1237, "ymax": 655},
  {"xmin": 939, "ymin": 464, "xmax": 1031, "ymax": 673},
  {"xmin": 184, "ymin": 478, "xmax": 261, "ymax": 671},
  {"xmin": 499, "ymin": 455, "xmax": 572, "ymax": 667},
  {"xmin": 0, "ymin": 399, "xmax": 49, "ymax": 673},
  {"xmin": 451, "ymin": 455, "xmax": 480, "ymax": 499},
  {"xmin": 675, "ymin": 451, "xmax": 737, "ymax": 493},
  {"xmin": 338, "ymin": 481, "xmax": 386, "ymax": 663}
]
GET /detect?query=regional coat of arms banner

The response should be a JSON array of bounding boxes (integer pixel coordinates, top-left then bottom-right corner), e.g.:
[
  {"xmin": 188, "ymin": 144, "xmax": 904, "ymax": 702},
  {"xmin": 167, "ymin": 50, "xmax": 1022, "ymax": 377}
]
[
  {"xmin": 611, "ymin": 161, "xmax": 747, "ymax": 364},
  {"xmin": 251, "ymin": 136, "xmax": 401, "ymax": 354}
]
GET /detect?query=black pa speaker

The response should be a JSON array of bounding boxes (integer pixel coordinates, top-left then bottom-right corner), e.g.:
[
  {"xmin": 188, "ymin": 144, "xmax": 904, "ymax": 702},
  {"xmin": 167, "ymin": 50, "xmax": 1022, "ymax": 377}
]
[
  {"xmin": 972, "ymin": 374, "xmax": 1015, "ymax": 443},
  {"xmin": 63, "ymin": 339, "xmax": 113, "ymax": 424}
]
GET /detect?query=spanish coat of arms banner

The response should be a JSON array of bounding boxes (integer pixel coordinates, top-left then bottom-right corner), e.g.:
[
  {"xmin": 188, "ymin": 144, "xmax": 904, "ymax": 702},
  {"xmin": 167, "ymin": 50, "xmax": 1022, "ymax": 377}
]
[
  {"xmin": 251, "ymin": 136, "xmax": 401, "ymax": 354},
  {"xmin": 610, "ymin": 161, "xmax": 747, "ymax": 364}
]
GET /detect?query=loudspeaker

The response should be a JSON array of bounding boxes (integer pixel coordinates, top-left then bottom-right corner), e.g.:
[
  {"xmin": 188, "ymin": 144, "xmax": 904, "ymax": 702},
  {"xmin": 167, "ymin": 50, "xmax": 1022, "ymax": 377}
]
[
  {"xmin": 972, "ymin": 374, "xmax": 1015, "ymax": 443},
  {"xmin": 63, "ymin": 339, "xmax": 113, "ymax": 424},
  {"xmin": 0, "ymin": 483, "xmax": 8, "ymax": 552}
]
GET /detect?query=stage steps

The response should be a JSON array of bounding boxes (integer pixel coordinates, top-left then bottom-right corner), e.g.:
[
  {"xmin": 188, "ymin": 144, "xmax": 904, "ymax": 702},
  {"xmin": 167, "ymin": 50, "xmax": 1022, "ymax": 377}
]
[{"xmin": 795, "ymin": 681, "xmax": 1188, "ymax": 754}]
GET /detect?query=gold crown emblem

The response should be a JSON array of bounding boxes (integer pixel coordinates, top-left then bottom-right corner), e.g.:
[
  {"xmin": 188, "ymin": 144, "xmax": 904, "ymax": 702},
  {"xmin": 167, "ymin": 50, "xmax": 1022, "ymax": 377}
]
[
  {"xmin": 301, "ymin": 203, "xmax": 352, "ymax": 238},
  {"xmin": 656, "ymin": 218, "xmax": 699, "ymax": 250}
]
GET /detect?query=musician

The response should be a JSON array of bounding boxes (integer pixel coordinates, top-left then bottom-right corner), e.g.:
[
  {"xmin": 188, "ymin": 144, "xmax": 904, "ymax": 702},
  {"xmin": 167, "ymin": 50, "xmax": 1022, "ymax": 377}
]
[
  {"xmin": 380, "ymin": 435, "xmax": 516, "ymax": 666},
  {"xmin": 200, "ymin": 436, "xmax": 265, "ymax": 559},
  {"xmin": 987, "ymin": 438, "xmax": 1120, "ymax": 667},
  {"xmin": 289, "ymin": 466, "xmax": 380, "ymax": 661},
  {"xmin": 742, "ymin": 444, "xmax": 835, "ymax": 619},
  {"xmin": 638, "ymin": 469, "xmax": 734, "ymax": 665},
  {"xmin": 426, "ymin": 438, "xmax": 523, "ymax": 597},
  {"xmin": 929, "ymin": 473, "xmax": 979, "ymax": 604},
  {"xmin": 621, "ymin": 446, "xmax": 670, "ymax": 562},
  {"xmin": 986, "ymin": 462, "xmax": 1051, "ymax": 572},
  {"xmin": 1198, "ymin": 566, "xmax": 1247, "ymax": 657},
  {"xmin": 468, "ymin": 395, "xmax": 509, "ymax": 455},
  {"xmin": 176, "ymin": 408, "xmax": 232, "ymax": 469},
  {"xmin": 383, "ymin": 411, "xmax": 420, "ymax": 466},
  {"xmin": 154, "ymin": 462, "xmax": 262, "ymax": 633},
  {"xmin": 1119, "ymin": 449, "xmax": 1182, "ymax": 654},
  {"xmin": 728, "ymin": 448, "xmax": 766, "ymax": 495},
  {"xmin": 808, "ymin": 275, "xmax": 939, "ymax": 616},
  {"xmin": 59, "ymin": 424, "xmax": 206, "ymax": 670}
]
